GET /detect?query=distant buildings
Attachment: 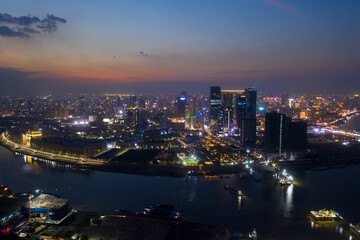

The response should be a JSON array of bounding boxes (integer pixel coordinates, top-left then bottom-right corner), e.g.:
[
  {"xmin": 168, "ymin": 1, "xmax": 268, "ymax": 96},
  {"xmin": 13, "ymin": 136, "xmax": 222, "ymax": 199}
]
[
  {"xmin": 209, "ymin": 86, "xmax": 257, "ymax": 146},
  {"xmin": 185, "ymin": 97, "xmax": 204, "ymax": 130},
  {"xmin": 50, "ymin": 104, "xmax": 69, "ymax": 119},
  {"xmin": 129, "ymin": 95, "xmax": 137, "ymax": 108}
]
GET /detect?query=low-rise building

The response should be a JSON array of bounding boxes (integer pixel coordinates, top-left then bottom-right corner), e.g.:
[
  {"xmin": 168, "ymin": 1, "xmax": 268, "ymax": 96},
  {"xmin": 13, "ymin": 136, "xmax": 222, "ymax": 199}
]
[{"xmin": 31, "ymin": 137, "xmax": 106, "ymax": 158}]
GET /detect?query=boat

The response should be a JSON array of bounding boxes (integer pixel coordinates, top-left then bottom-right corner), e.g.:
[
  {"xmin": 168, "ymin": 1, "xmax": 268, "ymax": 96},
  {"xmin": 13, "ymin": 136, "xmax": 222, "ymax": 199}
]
[
  {"xmin": 114, "ymin": 209, "xmax": 137, "ymax": 216},
  {"xmin": 278, "ymin": 177, "xmax": 292, "ymax": 185},
  {"xmin": 275, "ymin": 169, "xmax": 293, "ymax": 185},
  {"xmin": 224, "ymin": 185, "xmax": 243, "ymax": 196},
  {"xmin": 0, "ymin": 185, "xmax": 12, "ymax": 196},
  {"xmin": 140, "ymin": 204, "xmax": 183, "ymax": 220},
  {"xmin": 310, "ymin": 209, "xmax": 338, "ymax": 222},
  {"xmin": 249, "ymin": 229, "xmax": 257, "ymax": 240}
]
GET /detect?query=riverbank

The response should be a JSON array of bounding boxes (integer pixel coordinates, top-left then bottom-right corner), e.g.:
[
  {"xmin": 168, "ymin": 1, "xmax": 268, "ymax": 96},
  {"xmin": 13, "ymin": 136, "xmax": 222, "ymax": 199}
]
[
  {"xmin": 0, "ymin": 133, "xmax": 106, "ymax": 166},
  {"xmin": 278, "ymin": 143, "xmax": 360, "ymax": 170},
  {"xmin": 0, "ymin": 195, "xmax": 233, "ymax": 240},
  {"xmin": 97, "ymin": 161, "xmax": 245, "ymax": 177},
  {"xmin": 0, "ymin": 134, "xmax": 245, "ymax": 177},
  {"xmin": 34, "ymin": 210, "xmax": 233, "ymax": 240}
]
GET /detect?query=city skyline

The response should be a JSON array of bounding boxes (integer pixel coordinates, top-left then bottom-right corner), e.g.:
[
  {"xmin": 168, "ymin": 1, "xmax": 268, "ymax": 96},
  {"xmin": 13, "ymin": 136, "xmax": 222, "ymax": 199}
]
[
  {"xmin": 1, "ymin": 2, "xmax": 360, "ymax": 239},
  {"xmin": 0, "ymin": 0, "xmax": 360, "ymax": 95}
]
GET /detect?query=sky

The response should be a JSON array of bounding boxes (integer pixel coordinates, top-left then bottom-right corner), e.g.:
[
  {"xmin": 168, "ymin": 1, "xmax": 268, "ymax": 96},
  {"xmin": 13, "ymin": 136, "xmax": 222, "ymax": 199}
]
[{"xmin": 0, "ymin": 0, "xmax": 359, "ymax": 96}]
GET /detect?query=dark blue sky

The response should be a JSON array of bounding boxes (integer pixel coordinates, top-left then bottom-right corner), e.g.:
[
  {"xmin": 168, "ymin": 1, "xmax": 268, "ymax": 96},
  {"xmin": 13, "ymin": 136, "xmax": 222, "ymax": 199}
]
[{"xmin": 0, "ymin": 0, "xmax": 359, "ymax": 95}]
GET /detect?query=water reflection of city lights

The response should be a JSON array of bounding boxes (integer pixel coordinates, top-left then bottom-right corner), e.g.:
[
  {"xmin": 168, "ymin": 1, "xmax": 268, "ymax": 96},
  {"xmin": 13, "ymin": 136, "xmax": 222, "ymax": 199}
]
[
  {"xmin": 281, "ymin": 184, "xmax": 294, "ymax": 218},
  {"xmin": 237, "ymin": 196, "xmax": 242, "ymax": 210}
]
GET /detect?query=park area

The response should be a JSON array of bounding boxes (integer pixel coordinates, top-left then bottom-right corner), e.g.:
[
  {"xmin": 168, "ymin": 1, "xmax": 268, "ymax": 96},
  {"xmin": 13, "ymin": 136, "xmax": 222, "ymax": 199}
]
[{"xmin": 179, "ymin": 155, "xmax": 199, "ymax": 165}]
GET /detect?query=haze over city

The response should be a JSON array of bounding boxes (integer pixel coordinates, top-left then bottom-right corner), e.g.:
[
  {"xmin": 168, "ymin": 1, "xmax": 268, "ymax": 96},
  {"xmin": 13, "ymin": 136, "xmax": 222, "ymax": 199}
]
[{"xmin": 1, "ymin": 0, "xmax": 360, "ymax": 95}]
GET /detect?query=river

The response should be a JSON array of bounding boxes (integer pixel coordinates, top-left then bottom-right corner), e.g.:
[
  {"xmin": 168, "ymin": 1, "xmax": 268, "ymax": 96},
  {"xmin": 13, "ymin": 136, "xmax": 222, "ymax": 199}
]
[
  {"xmin": 342, "ymin": 114, "xmax": 360, "ymax": 131},
  {"xmin": 1, "ymin": 146, "xmax": 359, "ymax": 239}
]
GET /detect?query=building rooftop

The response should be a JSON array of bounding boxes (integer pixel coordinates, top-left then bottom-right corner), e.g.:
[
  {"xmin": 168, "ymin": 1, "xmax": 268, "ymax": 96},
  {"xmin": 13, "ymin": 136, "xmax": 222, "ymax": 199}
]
[
  {"xmin": 30, "ymin": 194, "xmax": 68, "ymax": 210},
  {"xmin": 40, "ymin": 137, "xmax": 104, "ymax": 147}
]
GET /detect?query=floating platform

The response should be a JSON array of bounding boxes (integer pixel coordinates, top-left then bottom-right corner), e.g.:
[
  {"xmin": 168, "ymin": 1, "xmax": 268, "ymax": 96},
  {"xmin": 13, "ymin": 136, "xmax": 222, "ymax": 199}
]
[{"xmin": 310, "ymin": 209, "xmax": 337, "ymax": 222}]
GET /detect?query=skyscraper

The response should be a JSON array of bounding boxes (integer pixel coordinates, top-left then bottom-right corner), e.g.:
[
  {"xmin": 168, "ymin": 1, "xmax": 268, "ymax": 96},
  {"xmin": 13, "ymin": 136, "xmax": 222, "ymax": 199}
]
[
  {"xmin": 287, "ymin": 121, "xmax": 307, "ymax": 153},
  {"xmin": 125, "ymin": 107, "xmax": 139, "ymax": 131},
  {"xmin": 242, "ymin": 88, "xmax": 257, "ymax": 146},
  {"xmin": 264, "ymin": 111, "xmax": 290, "ymax": 155},
  {"xmin": 221, "ymin": 90, "xmax": 247, "ymax": 131},
  {"xmin": 264, "ymin": 111, "xmax": 307, "ymax": 157},
  {"xmin": 176, "ymin": 91, "xmax": 187, "ymax": 118},
  {"xmin": 129, "ymin": 95, "xmax": 137, "ymax": 108},
  {"xmin": 210, "ymin": 86, "xmax": 222, "ymax": 132},
  {"xmin": 185, "ymin": 97, "xmax": 204, "ymax": 130},
  {"xmin": 220, "ymin": 88, "xmax": 256, "ymax": 146}
]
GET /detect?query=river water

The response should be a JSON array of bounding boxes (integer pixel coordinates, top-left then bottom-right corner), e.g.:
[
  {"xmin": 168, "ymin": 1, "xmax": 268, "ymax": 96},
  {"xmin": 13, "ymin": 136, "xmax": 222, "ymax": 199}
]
[
  {"xmin": 342, "ymin": 114, "xmax": 360, "ymax": 131},
  {"xmin": 1, "ymin": 146, "xmax": 359, "ymax": 239}
]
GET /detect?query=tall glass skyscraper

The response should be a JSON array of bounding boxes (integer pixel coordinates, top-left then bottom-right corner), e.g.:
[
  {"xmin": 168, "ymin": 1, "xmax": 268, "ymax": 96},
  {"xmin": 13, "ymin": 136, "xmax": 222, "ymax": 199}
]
[
  {"xmin": 176, "ymin": 91, "xmax": 187, "ymax": 118},
  {"xmin": 209, "ymin": 86, "xmax": 222, "ymax": 132},
  {"xmin": 242, "ymin": 88, "xmax": 257, "ymax": 146},
  {"xmin": 210, "ymin": 87, "xmax": 257, "ymax": 146}
]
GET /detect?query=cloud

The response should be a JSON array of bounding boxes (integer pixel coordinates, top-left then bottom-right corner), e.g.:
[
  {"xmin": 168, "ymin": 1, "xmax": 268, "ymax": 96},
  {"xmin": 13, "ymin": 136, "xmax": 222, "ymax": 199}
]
[
  {"xmin": 0, "ymin": 12, "xmax": 66, "ymax": 38},
  {"xmin": 140, "ymin": 51, "xmax": 149, "ymax": 57},
  {"xmin": 0, "ymin": 26, "xmax": 29, "ymax": 38}
]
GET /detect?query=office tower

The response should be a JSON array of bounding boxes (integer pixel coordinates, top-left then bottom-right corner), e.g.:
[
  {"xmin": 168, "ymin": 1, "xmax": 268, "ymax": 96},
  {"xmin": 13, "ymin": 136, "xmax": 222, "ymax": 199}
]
[
  {"xmin": 264, "ymin": 111, "xmax": 290, "ymax": 155},
  {"xmin": 138, "ymin": 98, "xmax": 146, "ymax": 109},
  {"xmin": 210, "ymin": 86, "xmax": 222, "ymax": 132},
  {"xmin": 242, "ymin": 88, "xmax": 257, "ymax": 146},
  {"xmin": 125, "ymin": 107, "xmax": 139, "ymax": 131},
  {"xmin": 264, "ymin": 112, "xmax": 307, "ymax": 156},
  {"xmin": 129, "ymin": 95, "xmax": 137, "ymax": 108},
  {"xmin": 185, "ymin": 98, "xmax": 204, "ymax": 130},
  {"xmin": 176, "ymin": 91, "xmax": 187, "ymax": 118},
  {"xmin": 221, "ymin": 90, "xmax": 247, "ymax": 131},
  {"xmin": 221, "ymin": 89, "xmax": 257, "ymax": 146},
  {"xmin": 287, "ymin": 121, "xmax": 307, "ymax": 153}
]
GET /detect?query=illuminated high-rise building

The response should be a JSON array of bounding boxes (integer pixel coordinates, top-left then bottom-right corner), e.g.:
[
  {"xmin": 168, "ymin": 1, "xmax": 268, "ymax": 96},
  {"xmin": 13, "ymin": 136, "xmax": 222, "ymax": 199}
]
[
  {"xmin": 129, "ymin": 95, "xmax": 137, "ymax": 108},
  {"xmin": 242, "ymin": 88, "xmax": 257, "ymax": 146},
  {"xmin": 176, "ymin": 91, "xmax": 187, "ymax": 118},
  {"xmin": 210, "ymin": 86, "xmax": 222, "ymax": 132},
  {"xmin": 185, "ymin": 98, "xmax": 204, "ymax": 130},
  {"xmin": 125, "ymin": 107, "xmax": 139, "ymax": 131},
  {"xmin": 221, "ymin": 90, "xmax": 246, "ymax": 131},
  {"xmin": 221, "ymin": 88, "xmax": 257, "ymax": 146}
]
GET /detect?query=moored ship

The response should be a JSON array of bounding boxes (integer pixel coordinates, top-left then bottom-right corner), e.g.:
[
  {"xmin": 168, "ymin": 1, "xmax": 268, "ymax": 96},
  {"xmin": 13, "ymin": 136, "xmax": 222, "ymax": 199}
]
[
  {"xmin": 224, "ymin": 185, "xmax": 243, "ymax": 196},
  {"xmin": 310, "ymin": 209, "xmax": 337, "ymax": 222}
]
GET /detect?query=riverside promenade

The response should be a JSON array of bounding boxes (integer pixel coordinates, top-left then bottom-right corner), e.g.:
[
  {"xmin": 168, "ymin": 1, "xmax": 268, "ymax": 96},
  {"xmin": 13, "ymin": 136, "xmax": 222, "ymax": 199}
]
[{"xmin": 0, "ymin": 133, "xmax": 106, "ymax": 166}]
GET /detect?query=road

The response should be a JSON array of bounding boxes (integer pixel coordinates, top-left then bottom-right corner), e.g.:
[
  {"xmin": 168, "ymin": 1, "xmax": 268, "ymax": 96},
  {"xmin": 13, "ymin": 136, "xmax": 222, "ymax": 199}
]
[{"xmin": 0, "ymin": 133, "xmax": 106, "ymax": 166}]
